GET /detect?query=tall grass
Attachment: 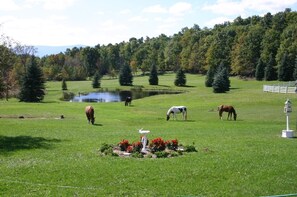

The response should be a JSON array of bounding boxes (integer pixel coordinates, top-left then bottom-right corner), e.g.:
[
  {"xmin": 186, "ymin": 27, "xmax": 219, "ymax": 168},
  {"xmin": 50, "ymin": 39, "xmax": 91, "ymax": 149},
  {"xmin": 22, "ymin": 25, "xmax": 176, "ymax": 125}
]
[{"xmin": 0, "ymin": 74, "xmax": 297, "ymax": 196}]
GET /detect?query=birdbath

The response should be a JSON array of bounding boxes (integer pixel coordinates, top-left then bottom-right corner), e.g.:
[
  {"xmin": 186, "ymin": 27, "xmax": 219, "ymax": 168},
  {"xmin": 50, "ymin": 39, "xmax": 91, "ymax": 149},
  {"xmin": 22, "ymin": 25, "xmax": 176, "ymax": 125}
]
[
  {"xmin": 139, "ymin": 128, "xmax": 150, "ymax": 153},
  {"xmin": 282, "ymin": 99, "xmax": 294, "ymax": 138}
]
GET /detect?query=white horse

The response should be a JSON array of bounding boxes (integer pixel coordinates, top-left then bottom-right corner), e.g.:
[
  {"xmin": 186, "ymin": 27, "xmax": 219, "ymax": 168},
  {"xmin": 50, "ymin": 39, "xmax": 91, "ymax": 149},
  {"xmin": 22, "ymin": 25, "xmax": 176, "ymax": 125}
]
[{"xmin": 166, "ymin": 106, "xmax": 187, "ymax": 121}]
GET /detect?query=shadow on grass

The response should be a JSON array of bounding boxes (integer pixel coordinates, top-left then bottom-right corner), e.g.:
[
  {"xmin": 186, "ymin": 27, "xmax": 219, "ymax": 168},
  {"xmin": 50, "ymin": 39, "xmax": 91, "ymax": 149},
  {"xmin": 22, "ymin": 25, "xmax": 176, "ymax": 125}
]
[
  {"xmin": 0, "ymin": 135, "xmax": 61, "ymax": 154},
  {"xmin": 93, "ymin": 123, "xmax": 103, "ymax": 126}
]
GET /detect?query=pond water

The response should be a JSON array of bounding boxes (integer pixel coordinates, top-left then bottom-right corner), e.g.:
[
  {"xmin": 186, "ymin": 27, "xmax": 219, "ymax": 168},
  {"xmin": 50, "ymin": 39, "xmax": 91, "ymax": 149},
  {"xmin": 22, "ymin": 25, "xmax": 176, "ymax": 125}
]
[{"xmin": 70, "ymin": 90, "xmax": 182, "ymax": 103}]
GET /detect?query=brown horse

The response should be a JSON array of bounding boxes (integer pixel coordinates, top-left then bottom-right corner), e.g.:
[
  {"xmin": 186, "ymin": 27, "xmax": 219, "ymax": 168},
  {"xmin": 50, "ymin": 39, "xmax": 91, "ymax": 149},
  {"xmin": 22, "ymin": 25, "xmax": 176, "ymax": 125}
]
[
  {"xmin": 218, "ymin": 105, "xmax": 237, "ymax": 120},
  {"xmin": 85, "ymin": 106, "xmax": 95, "ymax": 124}
]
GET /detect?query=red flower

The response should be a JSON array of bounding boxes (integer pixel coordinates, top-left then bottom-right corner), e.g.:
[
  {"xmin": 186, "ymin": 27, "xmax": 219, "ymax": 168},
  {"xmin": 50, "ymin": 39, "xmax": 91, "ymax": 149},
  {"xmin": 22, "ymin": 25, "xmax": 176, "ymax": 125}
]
[
  {"xmin": 126, "ymin": 145, "xmax": 133, "ymax": 153},
  {"xmin": 119, "ymin": 139, "xmax": 130, "ymax": 151}
]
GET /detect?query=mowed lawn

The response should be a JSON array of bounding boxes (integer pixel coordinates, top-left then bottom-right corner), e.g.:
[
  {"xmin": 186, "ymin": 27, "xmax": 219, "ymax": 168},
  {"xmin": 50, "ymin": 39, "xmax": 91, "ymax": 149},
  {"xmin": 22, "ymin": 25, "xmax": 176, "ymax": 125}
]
[{"xmin": 0, "ymin": 74, "xmax": 297, "ymax": 196}]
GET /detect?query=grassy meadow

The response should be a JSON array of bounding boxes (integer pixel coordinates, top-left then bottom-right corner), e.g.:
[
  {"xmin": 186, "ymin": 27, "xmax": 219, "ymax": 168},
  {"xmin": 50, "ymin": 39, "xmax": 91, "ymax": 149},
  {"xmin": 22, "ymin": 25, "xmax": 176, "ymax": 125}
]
[{"xmin": 0, "ymin": 73, "xmax": 297, "ymax": 196}]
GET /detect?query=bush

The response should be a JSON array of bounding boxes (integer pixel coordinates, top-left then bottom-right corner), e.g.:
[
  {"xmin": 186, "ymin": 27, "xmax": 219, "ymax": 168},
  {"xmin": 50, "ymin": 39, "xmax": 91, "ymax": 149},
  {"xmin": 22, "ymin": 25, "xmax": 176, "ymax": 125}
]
[
  {"xmin": 131, "ymin": 152, "xmax": 144, "ymax": 158},
  {"xmin": 155, "ymin": 151, "xmax": 169, "ymax": 158},
  {"xmin": 149, "ymin": 137, "xmax": 166, "ymax": 153},
  {"xmin": 118, "ymin": 139, "xmax": 130, "ymax": 151},
  {"xmin": 99, "ymin": 143, "xmax": 114, "ymax": 155},
  {"xmin": 184, "ymin": 145, "xmax": 197, "ymax": 152},
  {"xmin": 61, "ymin": 91, "xmax": 75, "ymax": 101}
]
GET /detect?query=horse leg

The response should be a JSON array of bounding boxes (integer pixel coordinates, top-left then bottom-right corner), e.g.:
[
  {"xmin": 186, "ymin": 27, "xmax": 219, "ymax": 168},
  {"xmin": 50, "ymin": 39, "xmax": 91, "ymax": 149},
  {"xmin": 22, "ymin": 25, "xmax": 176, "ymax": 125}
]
[{"xmin": 227, "ymin": 112, "xmax": 231, "ymax": 120}]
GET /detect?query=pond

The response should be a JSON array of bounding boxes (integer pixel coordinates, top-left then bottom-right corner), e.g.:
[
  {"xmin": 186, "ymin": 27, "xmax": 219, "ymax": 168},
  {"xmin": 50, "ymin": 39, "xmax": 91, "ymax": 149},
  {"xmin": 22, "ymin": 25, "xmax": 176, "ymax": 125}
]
[{"xmin": 70, "ymin": 90, "xmax": 182, "ymax": 103}]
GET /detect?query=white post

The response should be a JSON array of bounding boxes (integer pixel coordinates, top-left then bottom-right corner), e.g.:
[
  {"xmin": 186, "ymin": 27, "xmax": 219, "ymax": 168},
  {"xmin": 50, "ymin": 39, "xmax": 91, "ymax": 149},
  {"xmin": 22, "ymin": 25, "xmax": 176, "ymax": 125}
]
[{"xmin": 282, "ymin": 99, "xmax": 294, "ymax": 138}]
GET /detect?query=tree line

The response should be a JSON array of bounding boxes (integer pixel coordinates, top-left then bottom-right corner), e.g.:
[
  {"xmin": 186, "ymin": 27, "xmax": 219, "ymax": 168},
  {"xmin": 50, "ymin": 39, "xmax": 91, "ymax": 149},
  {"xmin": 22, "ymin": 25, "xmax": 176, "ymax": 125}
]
[{"xmin": 1, "ymin": 9, "xmax": 297, "ymax": 100}]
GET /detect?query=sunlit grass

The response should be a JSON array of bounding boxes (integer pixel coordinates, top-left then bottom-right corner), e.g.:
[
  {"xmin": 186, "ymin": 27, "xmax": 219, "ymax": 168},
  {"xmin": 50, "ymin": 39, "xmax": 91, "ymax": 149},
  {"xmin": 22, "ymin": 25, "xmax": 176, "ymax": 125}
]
[{"xmin": 1, "ymin": 74, "xmax": 297, "ymax": 196}]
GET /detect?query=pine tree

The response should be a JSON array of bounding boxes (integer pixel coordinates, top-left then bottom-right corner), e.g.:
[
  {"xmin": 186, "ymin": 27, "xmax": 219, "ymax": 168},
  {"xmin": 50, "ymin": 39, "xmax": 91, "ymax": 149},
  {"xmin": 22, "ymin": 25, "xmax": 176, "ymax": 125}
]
[
  {"xmin": 278, "ymin": 52, "xmax": 293, "ymax": 81},
  {"xmin": 62, "ymin": 79, "xmax": 67, "ymax": 90},
  {"xmin": 205, "ymin": 65, "xmax": 216, "ymax": 87},
  {"xmin": 119, "ymin": 63, "xmax": 133, "ymax": 86},
  {"xmin": 212, "ymin": 63, "xmax": 230, "ymax": 93},
  {"xmin": 149, "ymin": 64, "xmax": 158, "ymax": 85},
  {"xmin": 0, "ymin": 75, "xmax": 4, "ymax": 99},
  {"xmin": 264, "ymin": 53, "xmax": 277, "ymax": 81},
  {"xmin": 92, "ymin": 72, "xmax": 101, "ymax": 88},
  {"xmin": 174, "ymin": 68, "xmax": 186, "ymax": 86},
  {"xmin": 19, "ymin": 56, "xmax": 45, "ymax": 102},
  {"xmin": 255, "ymin": 59, "xmax": 265, "ymax": 81},
  {"xmin": 293, "ymin": 55, "xmax": 297, "ymax": 80}
]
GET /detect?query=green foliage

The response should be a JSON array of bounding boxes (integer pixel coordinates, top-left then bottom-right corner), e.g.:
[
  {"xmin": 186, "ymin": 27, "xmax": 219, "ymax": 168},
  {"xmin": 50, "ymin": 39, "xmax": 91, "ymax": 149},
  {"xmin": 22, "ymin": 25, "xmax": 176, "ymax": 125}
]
[
  {"xmin": 278, "ymin": 52, "xmax": 293, "ymax": 81},
  {"xmin": 19, "ymin": 56, "xmax": 45, "ymax": 102},
  {"xmin": 61, "ymin": 79, "xmax": 67, "ymax": 90},
  {"xmin": 212, "ymin": 63, "xmax": 230, "ymax": 93},
  {"xmin": 100, "ymin": 143, "xmax": 114, "ymax": 155},
  {"xmin": 131, "ymin": 152, "xmax": 144, "ymax": 158},
  {"xmin": 293, "ymin": 55, "xmax": 297, "ymax": 80},
  {"xmin": 174, "ymin": 68, "xmax": 186, "ymax": 86},
  {"xmin": 264, "ymin": 53, "xmax": 278, "ymax": 81},
  {"xmin": 205, "ymin": 65, "xmax": 216, "ymax": 87},
  {"xmin": 255, "ymin": 59, "xmax": 265, "ymax": 81},
  {"xmin": 60, "ymin": 91, "xmax": 74, "ymax": 101},
  {"xmin": 119, "ymin": 63, "xmax": 133, "ymax": 86},
  {"xmin": 92, "ymin": 72, "xmax": 101, "ymax": 88},
  {"xmin": 149, "ymin": 64, "xmax": 159, "ymax": 85},
  {"xmin": 0, "ymin": 75, "xmax": 4, "ymax": 99},
  {"xmin": 155, "ymin": 151, "xmax": 169, "ymax": 158},
  {"xmin": 184, "ymin": 145, "xmax": 198, "ymax": 152}
]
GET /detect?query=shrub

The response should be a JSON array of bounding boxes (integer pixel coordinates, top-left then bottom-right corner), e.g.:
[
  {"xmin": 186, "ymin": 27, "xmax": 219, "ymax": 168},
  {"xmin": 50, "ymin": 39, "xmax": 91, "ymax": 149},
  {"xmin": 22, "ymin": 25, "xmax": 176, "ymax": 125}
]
[
  {"xmin": 118, "ymin": 139, "xmax": 130, "ymax": 151},
  {"xmin": 165, "ymin": 139, "xmax": 178, "ymax": 150},
  {"xmin": 61, "ymin": 91, "xmax": 74, "ymax": 101},
  {"xmin": 131, "ymin": 152, "xmax": 144, "ymax": 158},
  {"xmin": 99, "ymin": 143, "xmax": 114, "ymax": 155},
  {"xmin": 155, "ymin": 151, "xmax": 169, "ymax": 158},
  {"xmin": 132, "ymin": 141, "xmax": 142, "ymax": 152},
  {"xmin": 149, "ymin": 137, "xmax": 166, "ymax": 153},
  {"xmin": 184, "ymin": 145, "xmax": 197, "ymax": 152}
]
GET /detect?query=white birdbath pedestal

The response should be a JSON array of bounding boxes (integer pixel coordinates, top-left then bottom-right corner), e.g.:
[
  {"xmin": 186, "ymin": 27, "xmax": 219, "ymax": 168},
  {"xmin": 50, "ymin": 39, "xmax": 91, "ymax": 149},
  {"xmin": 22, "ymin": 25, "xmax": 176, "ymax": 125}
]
[
  {"xmin": 139, "ymin": 129, "xmax": 150, "ymax": 153},
  {"xmin": 282, "ymin": 99, "xmax": 294, "ymax": 138}
]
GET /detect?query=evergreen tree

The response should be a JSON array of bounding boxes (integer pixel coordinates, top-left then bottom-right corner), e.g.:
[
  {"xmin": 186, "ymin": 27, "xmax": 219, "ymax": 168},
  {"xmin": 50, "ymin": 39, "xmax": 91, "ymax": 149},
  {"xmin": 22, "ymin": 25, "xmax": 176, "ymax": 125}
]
[
  {"xmin": 264, "ymin": 53, "xmax": 277, "ymax": 81},
  {"xmin": 119, "ymin": 63, "xmax": 133, "ymax": 86},
  {"xmin": 174, "ymin": 68, "xmax": 186, "ymax": 86},
  {"xmin": 293, "ymin": 55, "xmax": 297, "ymax": 80},
  {"xmin": 149, "ymin": 64, "xmax": 159, "ymax": 85},
  {"xmin": 92, "ymin": 71, "xmax": 101, "ymax": 88},
  {"xmin": 19, "ymin": 56, "xmax": 45, "ymax": 102},
  {"xmin": 255, "ymin": 58, "xmax": 265, "ymax": 81},
  {"xmin": 62, "ymin": 79, "xmax": 67, "ymax": 90},
  {"xmin": 278, "ymin": 52, "xmax": 293, "ymax": 81},
  {"xmin": 205, "ymin": 65, "xmax": 216, "ymax": 87},
  {"xmin": 0, "ymin": 75, "xmax": 4, "ymax": 99},
  {"xmin": 212, "ymin": 63, "xmax": 230, "ymax": 93}
]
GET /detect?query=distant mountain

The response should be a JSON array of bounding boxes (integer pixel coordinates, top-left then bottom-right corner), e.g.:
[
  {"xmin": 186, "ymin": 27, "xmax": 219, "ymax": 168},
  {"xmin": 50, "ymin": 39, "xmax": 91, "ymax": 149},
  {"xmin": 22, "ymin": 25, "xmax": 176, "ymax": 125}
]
[{"xmin": 35, "ymin": 45, "xmax": 86, "ymax": 57}]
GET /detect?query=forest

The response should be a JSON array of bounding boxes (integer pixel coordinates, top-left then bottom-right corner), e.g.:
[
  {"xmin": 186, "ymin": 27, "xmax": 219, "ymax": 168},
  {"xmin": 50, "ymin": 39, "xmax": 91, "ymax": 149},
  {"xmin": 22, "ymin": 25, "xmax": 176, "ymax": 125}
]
[{"xmin": 1, "ymin": 9, "xmax": 297, "ymax": 99}]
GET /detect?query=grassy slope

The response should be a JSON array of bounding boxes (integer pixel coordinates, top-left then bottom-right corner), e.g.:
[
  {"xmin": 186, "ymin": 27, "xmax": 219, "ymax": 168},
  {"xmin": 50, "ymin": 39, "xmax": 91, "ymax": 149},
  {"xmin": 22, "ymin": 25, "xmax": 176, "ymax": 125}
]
[{"xmin": 0, "ymin": 74, "xmax": 297, "ymax": 196}]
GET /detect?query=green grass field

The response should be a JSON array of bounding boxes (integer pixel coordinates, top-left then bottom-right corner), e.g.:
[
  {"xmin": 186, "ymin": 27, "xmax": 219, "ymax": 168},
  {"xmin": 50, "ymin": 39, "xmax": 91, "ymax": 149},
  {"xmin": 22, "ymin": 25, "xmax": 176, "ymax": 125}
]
[{"xmin": 1, "ymin": 74, "xmax": 297, "ymax": 196}]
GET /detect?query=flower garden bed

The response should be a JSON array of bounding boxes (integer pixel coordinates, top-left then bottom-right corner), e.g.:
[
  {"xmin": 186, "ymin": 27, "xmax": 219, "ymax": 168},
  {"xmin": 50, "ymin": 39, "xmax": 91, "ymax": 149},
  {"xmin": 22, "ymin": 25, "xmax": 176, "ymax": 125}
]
[{"xmin": 99, "ymin": 137, "xmax": 197, "ymax": 158}]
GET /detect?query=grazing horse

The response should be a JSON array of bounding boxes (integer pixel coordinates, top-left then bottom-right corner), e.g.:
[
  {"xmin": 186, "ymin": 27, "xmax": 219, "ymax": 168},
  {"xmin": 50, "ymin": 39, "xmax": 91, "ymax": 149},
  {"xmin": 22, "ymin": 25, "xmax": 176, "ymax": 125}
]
[
  {"xmin": 125, "ymin": 97, "xmax": 132, "ymax": 106},
  {"xmin": 166, "ymin": 106, "xmax": 187, "ymax": 121},
  {"xmin": 85, "ymin": 106, "xmax": 95, "ymax": 124},
  {"xmin": 218, "ymin": 105, "xmax": 237, "ymax": 120}
]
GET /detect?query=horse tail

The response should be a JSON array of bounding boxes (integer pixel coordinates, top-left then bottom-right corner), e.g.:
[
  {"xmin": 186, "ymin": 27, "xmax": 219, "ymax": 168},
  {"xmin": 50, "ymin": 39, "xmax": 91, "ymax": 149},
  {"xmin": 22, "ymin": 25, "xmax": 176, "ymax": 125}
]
[{"xmin": 184, "ymin": 107, "xmax": 187, "ymax": 120}]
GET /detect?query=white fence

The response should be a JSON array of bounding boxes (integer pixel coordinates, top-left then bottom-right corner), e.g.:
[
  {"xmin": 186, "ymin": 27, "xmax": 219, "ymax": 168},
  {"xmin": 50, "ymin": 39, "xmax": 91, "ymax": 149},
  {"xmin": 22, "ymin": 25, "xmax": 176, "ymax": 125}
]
[{"xmin": 263, "ymin": 82, "xmax": 297, "ymax": 94}]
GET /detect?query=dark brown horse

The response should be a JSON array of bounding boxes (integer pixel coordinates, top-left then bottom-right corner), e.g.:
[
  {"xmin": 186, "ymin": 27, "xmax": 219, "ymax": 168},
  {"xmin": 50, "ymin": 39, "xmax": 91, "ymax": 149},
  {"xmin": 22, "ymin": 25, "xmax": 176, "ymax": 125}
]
[
  {"xmin": 125, "ymin": 97, "xmax": 132, "ymax": 106},
  {"xmin": 85, "ymin": 106, "xmax": 95, "ymax": 124},
  {"xmin": 218, "ymin": 105, "xmax": 237, "ymax": 120}
]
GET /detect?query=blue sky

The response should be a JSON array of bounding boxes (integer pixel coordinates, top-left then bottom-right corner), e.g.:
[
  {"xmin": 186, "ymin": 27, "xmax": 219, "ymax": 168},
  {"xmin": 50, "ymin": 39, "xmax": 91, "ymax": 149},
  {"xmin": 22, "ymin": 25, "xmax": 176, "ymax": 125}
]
[{"xmin": 1, "ymin": 0, "xmax": 297, "ymax": 46}]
